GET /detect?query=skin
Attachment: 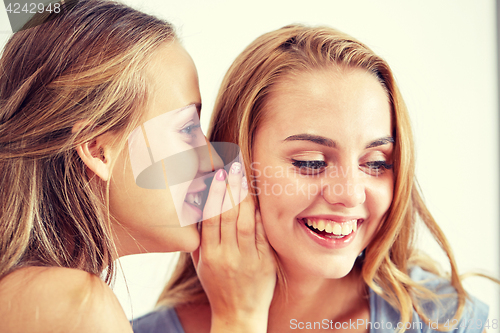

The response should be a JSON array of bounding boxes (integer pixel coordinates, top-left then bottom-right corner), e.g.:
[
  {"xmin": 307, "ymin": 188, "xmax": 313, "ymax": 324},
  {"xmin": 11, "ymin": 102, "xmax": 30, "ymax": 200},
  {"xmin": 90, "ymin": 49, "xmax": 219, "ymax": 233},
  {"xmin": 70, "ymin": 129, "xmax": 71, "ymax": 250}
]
[
  {"xmin": 0, "ymin": 41, "xmax": 276, "ymax": 333},
  {"xmin": 254, "ymin": 67, "xmax": 394, "ymax": 332},
  {"xmin": 179, "ymin": 66, "xmax": 394, "ymax": 333},
  {"xmin": 109, "ymin": 41, "xmax": 222, "ymax": 255},
  {"xmin": 254, "ymin": 67, "xmax": 394, "ymax": 280},
  {"xmin": 94, "ymin": 40, "xmax": 276, "ymax": 331}
]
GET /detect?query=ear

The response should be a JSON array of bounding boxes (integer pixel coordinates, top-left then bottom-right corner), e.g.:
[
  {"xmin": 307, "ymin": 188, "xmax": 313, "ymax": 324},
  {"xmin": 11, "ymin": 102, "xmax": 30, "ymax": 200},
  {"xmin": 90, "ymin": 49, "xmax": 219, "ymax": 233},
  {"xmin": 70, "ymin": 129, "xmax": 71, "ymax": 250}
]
[
  {"xmin": 73, "ymin": 122, "xmax": 117, "ymax": 181},
  {"xmin": 76, "ymin": 138, "xmax": 113, "ymax": 181}
]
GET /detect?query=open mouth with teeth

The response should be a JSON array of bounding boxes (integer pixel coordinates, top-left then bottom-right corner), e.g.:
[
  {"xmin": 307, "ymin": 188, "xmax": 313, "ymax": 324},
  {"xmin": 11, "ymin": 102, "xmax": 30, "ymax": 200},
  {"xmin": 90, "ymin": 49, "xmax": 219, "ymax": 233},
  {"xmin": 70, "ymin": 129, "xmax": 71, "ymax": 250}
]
[
  {"xmin": 184, "ymin": 191, "xmax": 205, "ymax": 210},
  {"xmin": 300, "ymin": 218, "xmax": 361, "ymax": 239}
]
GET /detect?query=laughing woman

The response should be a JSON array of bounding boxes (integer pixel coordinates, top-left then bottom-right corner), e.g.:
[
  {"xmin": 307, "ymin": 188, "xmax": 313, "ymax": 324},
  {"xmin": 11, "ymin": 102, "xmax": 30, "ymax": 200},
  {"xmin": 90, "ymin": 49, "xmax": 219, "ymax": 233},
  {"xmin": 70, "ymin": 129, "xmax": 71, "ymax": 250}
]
[
  {"xmin": 0, "ymin": 1, "xmax": 275, "ymax": 332},
  {"xmin": 136, "ymin": 25, "xmax": 492, "ymax": 333}
]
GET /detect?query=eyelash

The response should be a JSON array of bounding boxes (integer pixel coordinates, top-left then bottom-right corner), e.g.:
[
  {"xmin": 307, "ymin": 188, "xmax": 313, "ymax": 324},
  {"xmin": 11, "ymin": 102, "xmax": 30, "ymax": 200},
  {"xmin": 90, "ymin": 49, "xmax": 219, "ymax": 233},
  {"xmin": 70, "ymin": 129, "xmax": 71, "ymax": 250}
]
[
  {"xmin": 180, "ymin": 123, "xmax": 201, "ymax": 137},
  {"xmin": 365, "ymin": 161, "xmax": 393, "ymax": 170},
  {"xmin": 363, "ymin": 161, "xmax": 393, "ymax": 175},
  {"xmin": 291, "ymin": 159, "xmax": 393, "ymax": 175},
  {"xmin": 292, "ymin": 160, "xmax": 326, "ymax": 169},
  {"xmin": 292, "ymin": 159, "xmax": 327, "ymax": 175}
]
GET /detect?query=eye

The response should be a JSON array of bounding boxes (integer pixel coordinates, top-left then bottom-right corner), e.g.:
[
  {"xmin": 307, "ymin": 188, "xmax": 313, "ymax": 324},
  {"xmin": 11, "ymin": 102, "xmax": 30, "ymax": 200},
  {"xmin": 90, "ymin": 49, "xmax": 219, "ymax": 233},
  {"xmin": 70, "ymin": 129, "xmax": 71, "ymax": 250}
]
[
  {"xmin": 292, "ymin": 159, "xmax": 327, "ymax": 175},
  {"xmin": 362, "ymin": 160, "xmax": 393, "ymax": 176},
  {"xmin": 180, "ymin": 123, "xmax": 201, "ymax": 136}
]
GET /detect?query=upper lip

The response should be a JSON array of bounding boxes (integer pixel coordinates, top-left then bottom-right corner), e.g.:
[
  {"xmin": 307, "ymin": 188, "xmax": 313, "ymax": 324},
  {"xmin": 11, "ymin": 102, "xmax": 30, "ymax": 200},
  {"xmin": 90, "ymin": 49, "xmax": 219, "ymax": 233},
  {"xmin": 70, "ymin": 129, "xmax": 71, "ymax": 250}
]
[
  {"xmin": 186, "ymin": 178, "xmax": 207, "ymax": 194},
  {"xmin": 298, "ymin": 215, "xmax": 365, "ymax": 223}
]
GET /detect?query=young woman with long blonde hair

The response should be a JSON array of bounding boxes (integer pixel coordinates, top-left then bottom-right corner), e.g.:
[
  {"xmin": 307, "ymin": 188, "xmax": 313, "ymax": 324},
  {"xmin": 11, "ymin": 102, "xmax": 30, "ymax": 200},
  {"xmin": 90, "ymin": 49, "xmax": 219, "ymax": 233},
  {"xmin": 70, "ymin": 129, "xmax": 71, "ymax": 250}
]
[
  {"xmin": 137, "ymin": 25, "xmax": 491, "ymax": 333},
  {"xmin": 0, "ymin": 1, "xmax": 275, "ymax": 332}
]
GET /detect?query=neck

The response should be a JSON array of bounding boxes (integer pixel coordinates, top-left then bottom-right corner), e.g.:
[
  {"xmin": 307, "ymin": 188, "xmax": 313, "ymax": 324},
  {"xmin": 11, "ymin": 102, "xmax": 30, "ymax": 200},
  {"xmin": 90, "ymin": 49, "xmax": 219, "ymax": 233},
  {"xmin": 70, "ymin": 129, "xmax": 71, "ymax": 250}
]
[{"xmin": 268, "ymin": 262, "xmax": 368, "ymax": 332}]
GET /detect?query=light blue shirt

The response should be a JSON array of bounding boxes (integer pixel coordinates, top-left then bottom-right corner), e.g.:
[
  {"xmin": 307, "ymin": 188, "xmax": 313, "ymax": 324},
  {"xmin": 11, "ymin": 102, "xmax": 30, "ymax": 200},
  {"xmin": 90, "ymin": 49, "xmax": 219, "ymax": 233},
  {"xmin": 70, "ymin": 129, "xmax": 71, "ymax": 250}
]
[{"xmin": 131, "ymin": 266, "xmax": 489, "ymax": 332}]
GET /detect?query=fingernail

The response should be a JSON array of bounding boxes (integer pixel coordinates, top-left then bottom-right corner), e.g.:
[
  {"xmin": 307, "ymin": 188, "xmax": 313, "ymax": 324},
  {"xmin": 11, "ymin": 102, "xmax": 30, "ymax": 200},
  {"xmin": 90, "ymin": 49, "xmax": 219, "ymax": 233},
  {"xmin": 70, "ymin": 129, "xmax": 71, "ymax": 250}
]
[
  {"xmin": 230, "ymin": 162, "xmax": 242, "ymax": 174},
  {"xmin": 215, "ymin": 169, "xmax": 226, "ymax": 181},
  {"xmin": 241, "ymin": 177, "xmax": 248, "ymax": 189}
]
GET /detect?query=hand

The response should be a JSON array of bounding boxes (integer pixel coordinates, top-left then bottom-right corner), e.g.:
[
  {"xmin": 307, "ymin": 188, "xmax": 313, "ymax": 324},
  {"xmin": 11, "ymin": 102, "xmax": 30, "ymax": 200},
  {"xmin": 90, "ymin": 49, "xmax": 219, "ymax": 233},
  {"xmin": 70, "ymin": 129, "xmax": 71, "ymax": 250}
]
[{"xmin": 192, "ymin": 162, "xmax": 276, "ymax": 333}]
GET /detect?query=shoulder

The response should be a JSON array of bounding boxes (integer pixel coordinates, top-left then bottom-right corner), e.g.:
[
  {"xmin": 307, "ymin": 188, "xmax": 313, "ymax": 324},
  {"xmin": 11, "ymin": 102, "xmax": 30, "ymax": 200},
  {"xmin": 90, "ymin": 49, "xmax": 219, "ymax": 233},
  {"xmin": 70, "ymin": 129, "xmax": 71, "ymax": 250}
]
[
  {"xmin": 370, "ymin": 266, "xmax": 489, "ymax": 333},
  {"xmin": 132, "ymin": 306, "xmax": 184, "ymax": 333},
  {"xmin": 0, "ymin": 266, "xmax": 132, "ymax": 333}
]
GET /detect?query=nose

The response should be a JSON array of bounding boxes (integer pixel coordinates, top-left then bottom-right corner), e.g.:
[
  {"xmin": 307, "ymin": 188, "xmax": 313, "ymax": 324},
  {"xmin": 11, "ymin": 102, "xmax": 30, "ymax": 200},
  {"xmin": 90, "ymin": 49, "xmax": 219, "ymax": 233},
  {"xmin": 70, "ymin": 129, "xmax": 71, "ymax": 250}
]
[
  {"xmin": 321, "ymin": 164, "xmax": 365, "ymax": 208},
  {"xmin": 197, "ymin": 136, "xmax": 224, "ymax": 174}
]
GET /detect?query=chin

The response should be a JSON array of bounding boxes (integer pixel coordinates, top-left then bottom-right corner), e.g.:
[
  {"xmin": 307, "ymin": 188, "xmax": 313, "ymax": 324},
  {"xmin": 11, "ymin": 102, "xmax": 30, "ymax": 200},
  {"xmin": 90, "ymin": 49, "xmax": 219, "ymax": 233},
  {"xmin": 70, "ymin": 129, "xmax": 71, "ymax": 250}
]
[
  {"xmin": 146, "ymin": 224, "xmax": 200, "ymax": 253},
  {"xmin": 284, "ymin": 253, "xmax": 360, "ymax": 280},
  {"xmin": 172, "ymin": 224, "xmax": 200, "ymax": 252},
  {"xmin": 324, "ymin": 258, "xmax": 359, "ymax": 279}
]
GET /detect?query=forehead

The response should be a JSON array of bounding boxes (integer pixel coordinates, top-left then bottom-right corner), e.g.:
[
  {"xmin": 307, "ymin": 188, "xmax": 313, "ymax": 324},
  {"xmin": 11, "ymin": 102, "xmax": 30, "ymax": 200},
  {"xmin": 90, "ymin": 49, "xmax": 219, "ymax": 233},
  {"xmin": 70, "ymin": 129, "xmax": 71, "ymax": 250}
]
[
  {"xmin": 261, "ymin": 67, "xmax": 392, "ymax": 142},
  {"xmin": 142, "ymin": 40, "xmax": 200, "ymax": 122},
  {"xmin": 266, "ymin": 67, "xmax": 390, "ymax": 120}
]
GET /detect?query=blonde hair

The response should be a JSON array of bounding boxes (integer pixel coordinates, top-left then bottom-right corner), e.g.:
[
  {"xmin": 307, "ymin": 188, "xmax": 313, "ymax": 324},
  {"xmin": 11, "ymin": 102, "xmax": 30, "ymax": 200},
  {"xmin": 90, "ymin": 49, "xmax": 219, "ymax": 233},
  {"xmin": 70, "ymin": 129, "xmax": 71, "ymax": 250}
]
[
  {"xmin": 0, "ymin": 0, "xmax": 175, "ymax": 282},
  {"xmin": 158, "ymin": 25, "xmax": 479, "ymax": 331}
]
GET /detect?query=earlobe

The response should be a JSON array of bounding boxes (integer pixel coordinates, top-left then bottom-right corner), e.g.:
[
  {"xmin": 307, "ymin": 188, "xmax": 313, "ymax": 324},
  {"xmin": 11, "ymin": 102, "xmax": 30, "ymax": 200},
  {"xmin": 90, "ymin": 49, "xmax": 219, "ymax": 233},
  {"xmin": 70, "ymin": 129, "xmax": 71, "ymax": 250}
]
[{"xmin": 76, "ymin": 140, "xmax": 112, "ymax": 181}]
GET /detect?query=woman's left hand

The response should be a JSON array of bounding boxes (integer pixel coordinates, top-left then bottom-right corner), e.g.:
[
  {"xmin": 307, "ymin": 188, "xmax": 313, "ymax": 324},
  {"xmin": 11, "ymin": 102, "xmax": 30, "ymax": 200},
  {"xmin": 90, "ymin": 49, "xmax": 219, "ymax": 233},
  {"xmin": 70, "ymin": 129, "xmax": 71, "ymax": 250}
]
[{"xmin": 192, "ymin": 162, "xmax": 276, "ymax": 333}]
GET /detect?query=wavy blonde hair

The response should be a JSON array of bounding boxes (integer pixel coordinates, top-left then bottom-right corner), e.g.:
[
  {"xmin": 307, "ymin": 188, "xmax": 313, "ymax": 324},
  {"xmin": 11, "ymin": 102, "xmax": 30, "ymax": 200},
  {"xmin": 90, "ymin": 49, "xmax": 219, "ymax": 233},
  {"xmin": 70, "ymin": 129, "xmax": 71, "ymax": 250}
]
[
  {"xmin": 158, "ymin": 25, "xmax": 481, "ymax": 331},
  {"xmin": 0, "ymin": 0, "xmax": 175, "ymax": 282}
]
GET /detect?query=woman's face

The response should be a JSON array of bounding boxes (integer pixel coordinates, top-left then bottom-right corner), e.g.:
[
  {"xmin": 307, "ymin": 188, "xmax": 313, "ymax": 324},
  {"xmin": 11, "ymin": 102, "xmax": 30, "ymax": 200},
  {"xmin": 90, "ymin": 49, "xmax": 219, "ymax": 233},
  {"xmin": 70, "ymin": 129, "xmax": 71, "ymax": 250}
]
[
  {"xmin": 109, "ymin": 41, "xmax": 222, "ymax": 255},
  {"xmin": 252, "ymin": 67, "xmax": 394, "ymax": 279}
]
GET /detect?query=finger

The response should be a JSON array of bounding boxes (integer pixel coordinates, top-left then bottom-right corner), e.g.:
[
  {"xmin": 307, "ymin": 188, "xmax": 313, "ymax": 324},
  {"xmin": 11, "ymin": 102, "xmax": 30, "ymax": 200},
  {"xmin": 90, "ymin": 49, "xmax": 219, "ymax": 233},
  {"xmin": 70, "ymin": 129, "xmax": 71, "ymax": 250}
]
[
  {"xmin": 221, "ymin": 162, "xmax": 242, "ymax": 213},
  {"xmin": 255, "ymin": 209, "xmax": 272, "ymax": 258},
  {"xmin": 191, "ymin": 247, "xmax": 200, "ymax": 269},
  {"xmin": 201, "ymin": 168, "xmax": 227, "ymax": 248},
  {"xmin": 220, "ymin": 163, "xmax": 243, "ymax": 247},
  {"xmin": 237, "ymin": 190, "xmax": 258, "ymax": 256},
  {"xmin": 240, "ymin": 175, "xmax": 249, "ymax": 204}
]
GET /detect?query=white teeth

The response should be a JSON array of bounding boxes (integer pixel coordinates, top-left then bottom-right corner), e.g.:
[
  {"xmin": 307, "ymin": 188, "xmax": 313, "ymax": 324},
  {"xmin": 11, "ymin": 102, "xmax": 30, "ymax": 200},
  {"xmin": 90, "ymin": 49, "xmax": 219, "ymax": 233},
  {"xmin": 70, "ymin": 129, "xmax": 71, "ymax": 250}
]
[
  {"xmin": 185, "ymin": 192, "xmax": 202, "ymax": 207},
  {"xmin": 304, "ymin": 218, "xmax": 358, "ymax": 237},
  {"xmin": 341, "ymin": 224, "xmax": 352, "ymax": 236},
  {"xmin": 194, "ymin": 193, "xmax": 201, "ymax": 206},
  {"xmin": 317, "ymin": 220, "xmax": 325, "ymax": 231},
  {"xmin": 332, "ymin": 223, "xmax": 342, "ymax": 235}
]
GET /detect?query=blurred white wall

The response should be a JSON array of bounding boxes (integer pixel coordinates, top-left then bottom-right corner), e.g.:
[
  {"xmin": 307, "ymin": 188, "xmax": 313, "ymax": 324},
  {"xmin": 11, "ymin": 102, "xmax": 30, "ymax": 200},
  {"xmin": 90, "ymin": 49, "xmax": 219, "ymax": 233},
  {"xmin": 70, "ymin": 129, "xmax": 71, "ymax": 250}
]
[{"xmin": 1, "ymin": 0, "xmax": 498, "ymax": 328}]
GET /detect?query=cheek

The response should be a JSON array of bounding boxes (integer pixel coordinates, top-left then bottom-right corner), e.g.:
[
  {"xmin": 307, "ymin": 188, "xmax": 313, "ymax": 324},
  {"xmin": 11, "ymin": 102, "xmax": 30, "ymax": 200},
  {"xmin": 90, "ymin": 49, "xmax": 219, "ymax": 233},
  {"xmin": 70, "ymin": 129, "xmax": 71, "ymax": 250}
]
[
  {"xmin": 174, "ymin": 149, "xmax": 199, "ymax": 180},
  {"xmin": 367, "ymin": 174, "xmax": 394, "ymax": 221},
  {"xmin": 255, "ymin": 167, "xmax": 314, "ymax": 225},
  {"xmin": 167, "ymin": 150, "xmax": 199, "ymax": 204},
  {"xmin": 164, "ymin": 141, "xmax": 201, "ymax": 179}
]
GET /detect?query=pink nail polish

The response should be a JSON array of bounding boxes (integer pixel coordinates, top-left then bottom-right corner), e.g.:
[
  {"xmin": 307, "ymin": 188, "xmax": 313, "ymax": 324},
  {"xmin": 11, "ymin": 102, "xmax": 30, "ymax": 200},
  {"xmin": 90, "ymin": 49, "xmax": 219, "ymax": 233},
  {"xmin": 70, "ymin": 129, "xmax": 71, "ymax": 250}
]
[
  {"xmin": 215, "ymin": 169, "xmax": 226, "ymax": 181},
  {"xmin": 241, "ymin": 177, "xmax": 248, "ymax": 189}
]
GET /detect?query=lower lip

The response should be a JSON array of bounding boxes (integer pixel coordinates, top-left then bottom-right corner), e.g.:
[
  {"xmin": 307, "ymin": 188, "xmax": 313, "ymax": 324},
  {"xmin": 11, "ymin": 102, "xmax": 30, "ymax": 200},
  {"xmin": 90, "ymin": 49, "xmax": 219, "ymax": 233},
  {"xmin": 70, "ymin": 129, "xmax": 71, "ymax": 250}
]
[
  {"xmin": 297, "ymin": 218, "xmax": 361, "ymax": 249},
  {"xmin": 184, "ymin": 201, "xmax": 202, "ymax": 222}
]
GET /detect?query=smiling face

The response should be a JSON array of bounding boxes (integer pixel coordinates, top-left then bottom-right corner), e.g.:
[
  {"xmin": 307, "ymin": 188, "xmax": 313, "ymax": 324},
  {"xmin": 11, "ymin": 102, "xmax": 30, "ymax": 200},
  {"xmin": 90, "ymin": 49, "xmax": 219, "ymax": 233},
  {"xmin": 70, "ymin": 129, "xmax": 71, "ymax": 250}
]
[
  {"xmin": 109, "ymin": 41, "xmax": 221, "ymax": 255},
  {"xmin": 252, "ymin": 67, "xmax": 394, "ymax": 279}
]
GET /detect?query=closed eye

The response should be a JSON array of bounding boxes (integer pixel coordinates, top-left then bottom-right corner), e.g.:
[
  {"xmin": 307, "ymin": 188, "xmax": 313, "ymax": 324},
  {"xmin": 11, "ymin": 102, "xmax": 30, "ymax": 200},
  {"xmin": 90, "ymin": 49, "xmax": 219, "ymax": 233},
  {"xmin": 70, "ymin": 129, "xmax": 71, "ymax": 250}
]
[
  {"xmin": 292, "ymin": 159, "xmax": 327, "ymax": 175},
  {"xmin": 362, "ymin": 160, "xmax": 393, "ymax": 176}
]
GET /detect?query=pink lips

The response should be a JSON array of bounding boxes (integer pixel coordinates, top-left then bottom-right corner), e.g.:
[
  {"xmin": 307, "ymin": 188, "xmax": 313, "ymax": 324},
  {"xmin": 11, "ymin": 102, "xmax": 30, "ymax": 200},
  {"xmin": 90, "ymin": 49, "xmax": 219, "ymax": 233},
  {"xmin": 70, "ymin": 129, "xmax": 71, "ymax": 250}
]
[
  {"xmin": 184, "ymin": 200, "xmax": 202, "ymax": 217},
  {"xmin": 297, "ymin": 214, "xmax": 363, "ymax": 223}
]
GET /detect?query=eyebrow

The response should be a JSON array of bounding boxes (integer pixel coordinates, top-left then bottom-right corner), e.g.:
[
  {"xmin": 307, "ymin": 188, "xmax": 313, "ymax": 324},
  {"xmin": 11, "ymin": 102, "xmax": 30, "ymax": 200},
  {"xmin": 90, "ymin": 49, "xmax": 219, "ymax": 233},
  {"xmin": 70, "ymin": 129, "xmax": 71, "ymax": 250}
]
[
  {"xmin": 365, "ymin": 136, "xmax": 394, "ymax": 148},
  {"xmin": 282, "ymin": 134, "xmax": 394, "ymax": 149},
  {"xmin": 172, "ymin": 102, "xmax": 202, "ymax": 115},
  {"xmin": 283, "ymin": 134, "xmax": 335, "ymax": 148}
]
